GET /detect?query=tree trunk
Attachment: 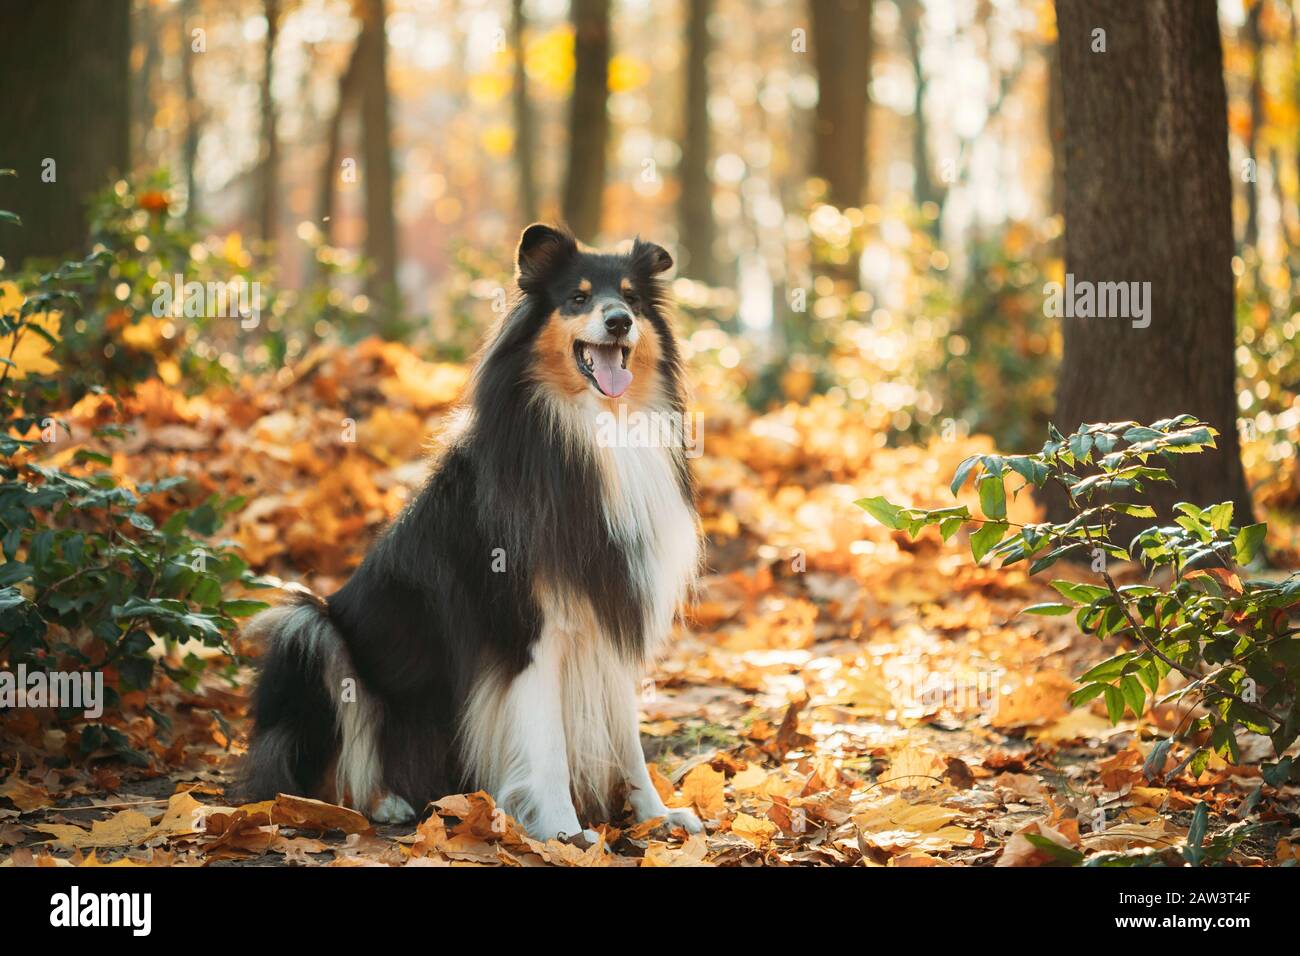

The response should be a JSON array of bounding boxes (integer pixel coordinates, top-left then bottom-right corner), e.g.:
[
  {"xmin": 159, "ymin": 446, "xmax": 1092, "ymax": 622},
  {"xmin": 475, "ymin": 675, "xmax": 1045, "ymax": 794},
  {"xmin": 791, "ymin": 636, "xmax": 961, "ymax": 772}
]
[
  {"xmin": 132, "ymin": 0, "xmax": 159, "ymax": 162},
  {"xmin": 678, "ymin": 0, "xmax": 718, "ymax": 283},
  {"xmin": 1243, "ymin": 0, "xmax": 1263, "ymax": 249},
  {"xmin": 315, "ymin": 33, "xmax": 365, "ymax": 272},
  {"xmin": 256, "ymin": 0, "xmax": 281, "ymax": 248},
  {"xmin": 1046, "ymin": 40, "xmax": 1066, "ymax": 223},
  {"xmin": 181, "ymin": 0, "xmax": 201, "ymax": 228},
  {"xmin": 562, "ymin": 0, "xmax": 611, "ymax": 241},
  {"xmin": 1292, "ymin": 1, "xmax": 1300, "ymax": 242},
  {"xmin": 511, "ymin": 0, "xmax": 539, "ymax": 223},
  {"xmin": 809, "ymin": 0, "xmax": 873, "ymax": 208},
  {"xmin": 1049, "ymin": 0, "xmax": 1253, "ymax": 526},
  {"xmin": 358, "ymin": 0, "xmax": 399, "ymax": 308},
  {"xmin": 899, "ymin": 0, "xmax": 938, "ymax": 214},
  {"xmin": 0, "ymin": 0, "xmax": 130, "ymax": 266}
]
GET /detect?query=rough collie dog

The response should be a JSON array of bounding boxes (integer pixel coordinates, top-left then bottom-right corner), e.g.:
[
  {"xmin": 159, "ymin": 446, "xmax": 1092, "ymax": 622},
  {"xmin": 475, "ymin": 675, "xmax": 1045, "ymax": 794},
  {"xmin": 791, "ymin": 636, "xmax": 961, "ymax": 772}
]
[{"xmin": 240, "ymin": 224, "xmax": 703, "ymax": 842}]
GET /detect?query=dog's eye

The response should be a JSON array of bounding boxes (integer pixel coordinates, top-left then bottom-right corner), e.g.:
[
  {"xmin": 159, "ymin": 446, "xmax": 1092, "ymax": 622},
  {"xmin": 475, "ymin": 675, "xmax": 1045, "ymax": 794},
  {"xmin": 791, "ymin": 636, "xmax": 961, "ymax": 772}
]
[
  {"xmin": 571, "ymin": 291, "xmax": 589, "ymax": 306},
  {"xmin": 624, "ymin": 291, "xmax": 640, "ymax": 308}
]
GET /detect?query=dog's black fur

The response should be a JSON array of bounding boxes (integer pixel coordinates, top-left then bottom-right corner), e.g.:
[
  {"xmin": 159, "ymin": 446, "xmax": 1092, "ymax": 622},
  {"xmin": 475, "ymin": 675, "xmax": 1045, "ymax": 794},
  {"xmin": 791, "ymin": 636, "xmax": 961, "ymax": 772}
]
[{"xmin": 241, "ymin": 225, "xmax": 688, "ymax": 815}]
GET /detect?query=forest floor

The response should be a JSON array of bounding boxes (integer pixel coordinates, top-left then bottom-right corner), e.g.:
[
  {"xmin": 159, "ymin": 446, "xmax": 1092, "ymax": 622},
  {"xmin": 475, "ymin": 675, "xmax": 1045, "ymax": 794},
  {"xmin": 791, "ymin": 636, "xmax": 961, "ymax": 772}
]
[{"xmin": 1, "ymin": 338, "xmax": 1296, "ymax": 867}]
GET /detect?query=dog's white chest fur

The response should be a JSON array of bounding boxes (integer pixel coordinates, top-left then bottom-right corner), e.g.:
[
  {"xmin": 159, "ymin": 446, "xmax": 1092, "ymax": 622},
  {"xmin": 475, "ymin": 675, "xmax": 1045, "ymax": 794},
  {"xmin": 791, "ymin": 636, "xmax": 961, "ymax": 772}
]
[
  {"xmin": 595, "ymin": 434, "xmax": 699, "ymax": 650},
  {"xmin": 459, "ymin": 398, "xmax": 700, "ymax": 835}
]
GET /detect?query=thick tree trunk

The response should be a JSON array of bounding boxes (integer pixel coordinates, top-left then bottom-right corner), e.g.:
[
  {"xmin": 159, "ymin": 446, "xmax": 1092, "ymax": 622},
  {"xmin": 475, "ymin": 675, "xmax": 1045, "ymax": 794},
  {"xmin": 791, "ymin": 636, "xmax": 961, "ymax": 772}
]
[
  {"xmin": 678, "ymin": 0, "xmax": 718, "ymax": 283},
  {"xmin": 1046, "ymin": 40, "xmax": 1066, "ymax": 222},
  {"xmin": 511, "ymin": 0, "xmax": 539, "ymax": 223},
  {"xmin": 1049, "ymin": 0, "xmax": 1253, "ymax": 525},
  {"xmin": 0, "ymin": 0, "xmax": 130, "ymax": 266},
  {"xmin": 358, "ymin": 0, "xmax": 399, "ymax": 308},
  {"xmin": 256, "ymin": 0, "xmax": 281, "ymax": 247},
  {"xmin": 809, "ymin": 0, "xmax": 873, "ymax": 208},
  {"xmin": 561, "ymin": 0, "xmax": 610, "ymax": 241}
]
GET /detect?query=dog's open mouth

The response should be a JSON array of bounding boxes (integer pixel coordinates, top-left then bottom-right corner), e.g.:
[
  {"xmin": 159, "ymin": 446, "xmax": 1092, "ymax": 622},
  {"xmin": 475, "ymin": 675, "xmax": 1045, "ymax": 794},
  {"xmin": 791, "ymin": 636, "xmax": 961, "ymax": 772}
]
[{"xmin": 574, "ymin": 341, "xmax": 632, "ymax": 398}]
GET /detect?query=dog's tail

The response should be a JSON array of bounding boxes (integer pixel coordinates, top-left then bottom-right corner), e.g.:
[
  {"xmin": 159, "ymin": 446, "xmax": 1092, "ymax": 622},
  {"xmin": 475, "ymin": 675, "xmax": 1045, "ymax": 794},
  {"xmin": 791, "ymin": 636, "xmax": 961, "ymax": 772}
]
[{"xmin": 239, "ymin": 591, "xmax": 348, "ymax": 803}]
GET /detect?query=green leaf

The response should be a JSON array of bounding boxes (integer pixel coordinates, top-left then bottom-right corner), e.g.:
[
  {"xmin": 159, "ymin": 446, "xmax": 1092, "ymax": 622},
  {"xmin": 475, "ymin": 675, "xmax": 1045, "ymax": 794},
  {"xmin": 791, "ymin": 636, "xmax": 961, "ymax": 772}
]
[
  {"xmin": 1069, "ymin": 683, "xmax": 1107, "ymax": 707},
  {"xmin": 128, "ymin": 512, "xmax": 156, "ymax": 531},
  {"xmin": 1120, "ymin": 674, "xmax": 1146, "ymax": 718},
  {"xmin": 977, "ymin": 474, "xmax": 1006, "ymax": 520},
  {"xmin": 1022, "ymin": 602, "xmax": 1075, "ymax": 616},
  {"xmin": 1233, "ymin": 523, "xmax": 1267, "ymax": 566},
  {"xmin": 1184, "ymin": 802, "xmax": 1209, "ymax": 865},
  {"xmin": 855, "ymin": 496, "xmax": 907, "ymax": 531},
  {"xmin": 1022, "ymin": 834, "xmax": 1084, "ymax": 866},
  {"xmin": 970, "ymin": 521, "xmax": 1008, "ymax": 562},
  {"xmin": 1122, "ymin": 426, "xmax": 1164, "ymax": 443},
  {"xmin": 1262, "ymin": 758, "xmax": 1294, "ymax": 787},
  {"xmin": 1050, "ymin": 580, "xmax": 1109, "ymax": 603},
  {"xmin": 1078, "ymin": 652, "xmax": 1138, "ymax": 683},
  {"xmin": 1029, "ymin": 542, "xmax": 1086, "ymax": 575},
  {"xmin": 1007, "ymin": 456, "xmax": 1049, "ymax": 487},
  {"xmin": 0, "ymin": 561, "xmax": 33, "ymax": 587},
  {"xmin": 1143, "ymin": 739, "xmax": 1171, "ymax": 781},
  {"xmin": 219, "ymin": 599, "xmax": 270, "ymax": 618},
  {"xmin": 1111, "ymin": 503, "xmax": 1156, "ymax": 519},
  {"xmin": 950, "ymin": 456, "xmax": 979, "ymax": 496},
  {"xmin": 186, "ymin": 502, "xmax": 219, "ymax": 536},
  {"xmin": 1103, "ymin": 684, "xmax": 1125, "ymax": 725},
  {"xmin": 0, "ymin": 586, "xmax": 26, "ymax": 613}
]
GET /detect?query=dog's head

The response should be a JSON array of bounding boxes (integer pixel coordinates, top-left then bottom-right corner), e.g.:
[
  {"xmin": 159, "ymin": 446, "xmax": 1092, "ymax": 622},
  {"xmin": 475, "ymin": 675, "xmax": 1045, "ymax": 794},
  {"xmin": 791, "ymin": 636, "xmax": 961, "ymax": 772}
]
[{"xmin": 513, "ymin": 223, "xmax": 675, "ymax": 405}]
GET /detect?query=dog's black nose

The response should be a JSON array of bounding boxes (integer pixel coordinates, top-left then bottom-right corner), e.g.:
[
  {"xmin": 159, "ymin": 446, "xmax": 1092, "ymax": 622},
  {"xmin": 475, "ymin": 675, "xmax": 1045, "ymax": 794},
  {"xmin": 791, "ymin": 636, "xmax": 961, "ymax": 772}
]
[{"xmin": 604, "ymin": 310, "xmax": 632, "ymax": 337}]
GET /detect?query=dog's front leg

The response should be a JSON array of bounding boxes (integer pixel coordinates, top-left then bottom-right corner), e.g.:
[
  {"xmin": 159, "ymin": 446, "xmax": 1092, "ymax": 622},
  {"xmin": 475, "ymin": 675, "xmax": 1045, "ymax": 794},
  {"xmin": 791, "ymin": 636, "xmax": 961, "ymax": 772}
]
[
  {"xmin": 617, "ymin": 678, "xmax": 704, "ymax": 834},
  {"xmin": 491, "ymin": 635, "xmax": 596, "ymax": 844}
]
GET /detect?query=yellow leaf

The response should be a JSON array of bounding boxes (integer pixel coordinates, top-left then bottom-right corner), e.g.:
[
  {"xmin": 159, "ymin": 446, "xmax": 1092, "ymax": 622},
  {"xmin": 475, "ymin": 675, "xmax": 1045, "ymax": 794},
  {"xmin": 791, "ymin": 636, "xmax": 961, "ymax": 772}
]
[
  {"xmin": 480, "ymin": 125, "xmax": 515, "ymax": 159},
  {"xmin": 525, "ymin": 27, "xmax": 574, "ymax": 93},
  {"xmin": 36, "ymin": 811, "xmax": 154, "ymax": 849},
  {"xmin": 731, "ymin": 811, "xmax": 777, "ymax": 848},
  {"xmin": 608, "ymin": 54, "xmax": 648, "ymax": 93},
  {"xmin": 0, "ymin": 282, "xmax": 60, "ymax": 380},
  {"xmin": 468, "ymin": 71, "xmax": 511, "ymax": 105},
  {"xmin": 641, "ymin": 833, "xmax": 710, "ymax": 867},
  {"xmin": 678, "ymin": 764, "xmax": 726, "ymax": 819},
  {"xmin": 853, "ymin": 795, "xmax": 977, "ymax": 853},
  {"xmin": 0, "ymin": 776, "xmax": 50, "ymax": 812},
  {"xmin": 729, "ymin": 765, "xmax": 769, "ymax": 793},
  {"xmin": 884, "ymin": 746, "xmax": 945, "ymax": 790},
  {"xmin": 853, "ymin": 795, "xmax": 962, "ymax": 833},
  {"xmin": 1081, "ymin": 817, "xmax": 1185, "ymax": 853}
]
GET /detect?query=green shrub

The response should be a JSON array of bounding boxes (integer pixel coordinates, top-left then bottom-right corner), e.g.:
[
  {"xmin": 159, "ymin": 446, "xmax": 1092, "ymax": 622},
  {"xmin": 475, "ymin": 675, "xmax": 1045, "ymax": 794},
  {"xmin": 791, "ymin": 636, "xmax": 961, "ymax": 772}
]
[
  {"xmin": 0, "ymin": 191, "xmax": 268, "ymax": 755},
  {"xmin": 859, "ymin": 415, "xmax": 1299, "ymax": 784}
]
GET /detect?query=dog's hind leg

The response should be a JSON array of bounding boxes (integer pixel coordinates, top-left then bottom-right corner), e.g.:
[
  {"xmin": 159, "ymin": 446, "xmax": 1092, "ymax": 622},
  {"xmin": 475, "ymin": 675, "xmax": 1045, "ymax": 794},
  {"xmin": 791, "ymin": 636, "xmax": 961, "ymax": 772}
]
[{"xmin": 326, "ymin": 653, "xmax": 415, "ymax": 824}]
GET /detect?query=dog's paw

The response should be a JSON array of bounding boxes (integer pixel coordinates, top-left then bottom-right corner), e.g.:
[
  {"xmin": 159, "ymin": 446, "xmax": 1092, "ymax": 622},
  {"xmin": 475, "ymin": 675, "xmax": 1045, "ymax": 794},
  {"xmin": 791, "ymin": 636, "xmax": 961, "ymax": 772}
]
[
  {"xmin": 370, "ymin": 792, "xmax": 416, "ymax": 824},
  {"xmin": 661, "ymin": 807, "xmax": 704, "ymax": 834}
]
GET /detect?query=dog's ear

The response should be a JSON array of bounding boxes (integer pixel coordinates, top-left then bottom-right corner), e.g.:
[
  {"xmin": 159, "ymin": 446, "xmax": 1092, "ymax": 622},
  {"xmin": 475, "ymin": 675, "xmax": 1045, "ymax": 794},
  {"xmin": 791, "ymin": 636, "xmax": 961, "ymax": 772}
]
[
  {"xmin": 516, "ymin": 223, "xmax": 576, "ymax": 291},
  {"xmin": 630, "ymin": 238, "xmax": 673, "ymax": 277}
]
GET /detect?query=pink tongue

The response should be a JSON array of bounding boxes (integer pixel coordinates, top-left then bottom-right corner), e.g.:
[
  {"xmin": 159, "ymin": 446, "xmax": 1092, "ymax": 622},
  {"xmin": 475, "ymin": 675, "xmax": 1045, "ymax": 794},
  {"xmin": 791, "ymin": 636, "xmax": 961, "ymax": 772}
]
[{"xmin": 590, "ymin": 345, "xmax": 632, "ymax": 397}]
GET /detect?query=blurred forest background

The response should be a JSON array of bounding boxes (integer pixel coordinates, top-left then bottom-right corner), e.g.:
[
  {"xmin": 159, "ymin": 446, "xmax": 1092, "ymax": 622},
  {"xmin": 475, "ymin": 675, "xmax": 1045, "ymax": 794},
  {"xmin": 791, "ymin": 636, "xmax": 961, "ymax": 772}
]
[
  {"xmin": 6, "ymin": 0, "xmax": 1300, "ymax": 868},
  {"xmin": 2, "ymin": 0, "xmax": 1297, "ymax": 468},
  {"xmin": 4, "ymin": 0, "xmax": 1299, "ymax": 515}
]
